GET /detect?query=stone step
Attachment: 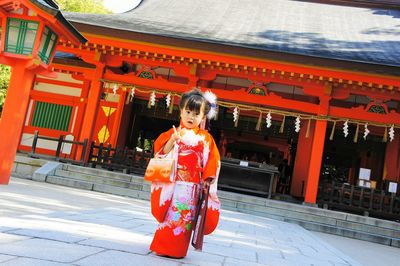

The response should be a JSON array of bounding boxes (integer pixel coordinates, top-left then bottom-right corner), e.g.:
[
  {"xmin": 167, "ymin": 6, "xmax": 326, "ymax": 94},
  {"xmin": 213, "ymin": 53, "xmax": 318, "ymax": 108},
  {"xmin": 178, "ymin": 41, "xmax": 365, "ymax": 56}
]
[
  {"xmin": 12, "ymin": 154, "xmax": 48, "ymax": 179},
  {"xmin": 62, "ymin": 164, "xmax": 144, "ymax": 183},
  {"xmin": 15, "ymin": 155, "xmax": 400, "ymax": 247},
  {"xmin": 53, "ymin": 169, "xmax": 150, "ymax": 192},
  {"xmin": 46, "ymin": 175, "xmax": 94, "ymax": 191},
  {"xmin": 46, "ymin": 175, "xmax": 150, "ymax": 201},
  {"xmin": 220, "ymin": 200, "xmax": 399, "ymax": 248},
  {"xmin": 55, "ymin": 169, "xmax": 132, "ymax": 184},
  {"xmin": 219, "ymin": 190, "xmax": 400, "ymax": 232},
  {"xmin": 52, "ymin": 167, "xmax": 400, "ymax": 246},
  {"xmin": 218, "ymin": 191, "xmax": 400, "ymax": 240},
  {"xmin": 286, "ymin": 218, "xmax": 399, "ymax": 247}
]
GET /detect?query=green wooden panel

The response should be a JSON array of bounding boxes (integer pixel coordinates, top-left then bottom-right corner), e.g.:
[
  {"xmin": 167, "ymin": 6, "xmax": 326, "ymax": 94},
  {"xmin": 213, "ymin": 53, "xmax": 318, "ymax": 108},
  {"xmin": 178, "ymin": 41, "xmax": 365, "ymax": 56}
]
[
  {"xmin": 63, "ymin": 106, "xmax": 72, "ymax": 132},
  {"xmin": 31, "ymin": 102, "xmax": 72, "ymax": 131}
]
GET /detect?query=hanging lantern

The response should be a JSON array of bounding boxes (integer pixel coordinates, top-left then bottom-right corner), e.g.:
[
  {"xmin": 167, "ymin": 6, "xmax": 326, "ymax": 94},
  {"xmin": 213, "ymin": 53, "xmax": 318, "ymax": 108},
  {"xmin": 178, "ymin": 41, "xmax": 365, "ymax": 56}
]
[
  {"xmin": 266, "ymin": 111, "xmax": 272, "ymax": 128},
  {"xmin": 294, "ymin": 116, "xmax": 301, "ymax": 133},
  {"xmin": 389, "ymin": 124, "xmax": 395, "ymax": 142},
  {"xmin": 343, "ymin": 120, "xmax": 349, "ymax": 137},
  {"xmin": 363, "ymin": 123, "xmax": 370, "ymax": 140}
]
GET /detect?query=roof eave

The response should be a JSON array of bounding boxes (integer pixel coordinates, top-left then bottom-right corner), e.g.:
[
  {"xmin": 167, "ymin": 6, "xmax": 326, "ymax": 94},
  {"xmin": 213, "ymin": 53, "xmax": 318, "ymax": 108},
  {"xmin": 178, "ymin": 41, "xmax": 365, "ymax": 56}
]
[
  {"xmin": 68, "ymin": 21, "xmax": 400, "ymax": 76},
  {"xmin": 29, "ymin": 0, "xmax": 87, "ymax": 44}
]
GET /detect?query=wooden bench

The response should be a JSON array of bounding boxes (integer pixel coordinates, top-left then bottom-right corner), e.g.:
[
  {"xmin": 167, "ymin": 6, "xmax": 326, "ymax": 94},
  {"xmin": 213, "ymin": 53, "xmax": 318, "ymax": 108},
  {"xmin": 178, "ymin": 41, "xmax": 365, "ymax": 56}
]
[{"xmin": 219, "ymin": 159, "xmax": 279, "ymax": 198}]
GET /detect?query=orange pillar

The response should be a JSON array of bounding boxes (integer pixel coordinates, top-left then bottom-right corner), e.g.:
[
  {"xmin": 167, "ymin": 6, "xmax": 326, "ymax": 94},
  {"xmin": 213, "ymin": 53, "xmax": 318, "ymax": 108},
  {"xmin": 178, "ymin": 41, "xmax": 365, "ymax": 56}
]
[
  {"xmin": 109, "ymin": 89, "xmax": 127, "ymax": 147},
  {"xmin": 78, "ymin": 63, "xmax": 105, "ymax": 161},
  {"xmin": 0, "ymin": 62, "xmax": 35, "ymax": 184},
  {"xmin": 291, "ymin": 121, "xmax": 315, "ymax": 197},
  {"xmin": 304, "ymin": 119, "xmax": 327, "ymax": 204},
  {"xmin": 383, "ymin": 136, "xmax": 400, "ymax": 182}
]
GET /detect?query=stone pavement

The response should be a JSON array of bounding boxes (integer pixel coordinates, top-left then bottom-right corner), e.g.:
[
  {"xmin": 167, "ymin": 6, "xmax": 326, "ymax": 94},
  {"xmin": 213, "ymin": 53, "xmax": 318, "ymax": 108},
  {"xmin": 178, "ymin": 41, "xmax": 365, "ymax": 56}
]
[{"xmin": 0, "ymin": 178, "xmax": 389, "ymax": 266}]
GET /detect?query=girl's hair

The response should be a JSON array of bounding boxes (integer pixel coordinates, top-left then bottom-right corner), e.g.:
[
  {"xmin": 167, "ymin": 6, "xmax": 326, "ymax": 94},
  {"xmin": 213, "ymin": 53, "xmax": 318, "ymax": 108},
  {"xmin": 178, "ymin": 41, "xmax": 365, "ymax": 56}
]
[{"xmin": 179, "ymin": 89, "xmax": 210, "ymax": 115}]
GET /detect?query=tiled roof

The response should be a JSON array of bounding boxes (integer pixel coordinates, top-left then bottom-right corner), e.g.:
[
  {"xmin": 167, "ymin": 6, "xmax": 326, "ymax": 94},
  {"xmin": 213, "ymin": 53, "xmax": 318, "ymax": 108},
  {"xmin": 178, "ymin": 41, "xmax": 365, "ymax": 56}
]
[
  {"xmin": 30, "ymin": 0, "xmax": 86, "ymax": 43},
  {"xmin": 65, "ymin": 0, "xmax": 400, "ymax": 67}
]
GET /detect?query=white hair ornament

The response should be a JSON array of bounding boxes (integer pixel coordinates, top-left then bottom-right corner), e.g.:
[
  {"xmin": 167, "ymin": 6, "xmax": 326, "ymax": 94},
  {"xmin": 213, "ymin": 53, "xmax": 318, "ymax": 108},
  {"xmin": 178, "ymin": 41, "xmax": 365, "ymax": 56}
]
[{"xmin": 203, "ymin": 90, "xmax": 218, "ymax": 120}]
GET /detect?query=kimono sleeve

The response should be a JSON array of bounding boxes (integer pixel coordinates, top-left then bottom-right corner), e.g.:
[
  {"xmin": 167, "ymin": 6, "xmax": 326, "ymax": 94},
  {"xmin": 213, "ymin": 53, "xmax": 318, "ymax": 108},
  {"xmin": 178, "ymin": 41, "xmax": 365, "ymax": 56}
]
[
  {"xmin": 150, "ymin": 128, "xmax": 175, "ymax": 223},
  {"xmin": 202, "ymin": 133, "xmax": 221, "ymax": 235},
  {"xmin": 202, "ymin": 134, "xmax": 221, "ymax": 181},
  {"xmin": 153, "ymin": 129, "xmax": 173, "ymax": 155}
]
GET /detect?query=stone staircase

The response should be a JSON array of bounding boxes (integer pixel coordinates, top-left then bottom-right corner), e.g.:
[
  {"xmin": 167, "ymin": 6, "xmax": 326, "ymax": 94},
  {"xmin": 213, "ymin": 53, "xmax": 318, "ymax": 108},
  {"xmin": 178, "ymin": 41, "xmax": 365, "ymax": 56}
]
[
  {"xmin": 12, "ymin": 155, "xmax": 400, "ymax": 247},
  {"xmin": 48, "ymin": 165, "xmax": 151, "ymax": 201}
]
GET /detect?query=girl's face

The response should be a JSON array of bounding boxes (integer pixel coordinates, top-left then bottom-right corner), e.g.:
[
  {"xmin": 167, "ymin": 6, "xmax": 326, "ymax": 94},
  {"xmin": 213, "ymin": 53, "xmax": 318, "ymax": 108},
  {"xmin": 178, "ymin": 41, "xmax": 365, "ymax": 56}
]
[{"xmin": 180, "ymin": 105, "xmax": 205, "ymax": 129}]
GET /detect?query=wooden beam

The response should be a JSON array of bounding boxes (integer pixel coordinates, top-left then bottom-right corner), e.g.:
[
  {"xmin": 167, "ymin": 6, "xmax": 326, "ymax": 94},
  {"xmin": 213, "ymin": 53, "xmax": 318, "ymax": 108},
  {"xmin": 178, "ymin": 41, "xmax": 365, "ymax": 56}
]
[
  {"xmin": 83, "ymin": 34, "xmax": 400, "ymax": 89},
  {"xmin": 103, "ymin": 72, "xmax": 319, "ymax": 115},
  {"xmin": 329, "ymin": 106, "xmax": 400, "ymax": 125}
]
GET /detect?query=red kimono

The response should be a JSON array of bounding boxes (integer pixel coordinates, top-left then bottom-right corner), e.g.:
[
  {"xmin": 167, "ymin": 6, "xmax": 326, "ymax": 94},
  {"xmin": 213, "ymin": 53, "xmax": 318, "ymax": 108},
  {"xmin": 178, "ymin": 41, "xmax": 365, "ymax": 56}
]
[{"xmin": 149, "ymin": 126, "xmax": 221, "ymax": 258}]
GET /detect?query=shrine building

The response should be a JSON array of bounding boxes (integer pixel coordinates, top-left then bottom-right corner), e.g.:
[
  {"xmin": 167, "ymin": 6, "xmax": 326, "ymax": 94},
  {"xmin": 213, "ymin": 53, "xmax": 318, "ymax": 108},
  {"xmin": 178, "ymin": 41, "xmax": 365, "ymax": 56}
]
[{"xmin": 1, "ymin": 0, "xmax": 399, "ymax": 214}]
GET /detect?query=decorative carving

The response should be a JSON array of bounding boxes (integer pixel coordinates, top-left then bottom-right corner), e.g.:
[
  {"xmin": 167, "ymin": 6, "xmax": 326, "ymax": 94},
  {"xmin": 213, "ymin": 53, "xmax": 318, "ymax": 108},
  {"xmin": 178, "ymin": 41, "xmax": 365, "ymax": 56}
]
[
  {"xmin": 365, "ymin": 99, "xmax": 388, "ymax": 114},
  {"xmin": 368, "ymin": 105, "xmax": 386, "ymax": 114},
  {"xmin": 138, "ymin": 71, "xmax": 154, "ymax": 79},
  {"xmin": 12, "ymin": 1, "xmax": 21, "ymax": 10},
  {"xmin": 136, "ymin": 66, "xmax": 156, "ymax": 79},
  {"xmin": 247, "ymin": 83, "xmax": 267, "ymax": 96}
]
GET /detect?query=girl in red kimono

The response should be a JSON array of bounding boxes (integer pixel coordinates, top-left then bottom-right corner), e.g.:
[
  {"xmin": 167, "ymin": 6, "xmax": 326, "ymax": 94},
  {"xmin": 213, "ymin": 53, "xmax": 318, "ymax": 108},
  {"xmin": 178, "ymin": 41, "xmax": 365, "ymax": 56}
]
[{"xmin": 149, "ymin": 89, "xmax": 220, "ymax": 258}]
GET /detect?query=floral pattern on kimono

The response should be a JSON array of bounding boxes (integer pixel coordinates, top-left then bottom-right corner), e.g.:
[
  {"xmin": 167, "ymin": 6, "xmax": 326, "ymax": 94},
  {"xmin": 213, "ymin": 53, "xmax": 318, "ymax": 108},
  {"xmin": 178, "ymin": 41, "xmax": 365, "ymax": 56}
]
[
  {"xmin": 149, "ymin": 126, "xmax": 220, "ymax": 258},
  {"xmin": 158, "ymin": 181, "xmax": 199, "ymax": 235}
]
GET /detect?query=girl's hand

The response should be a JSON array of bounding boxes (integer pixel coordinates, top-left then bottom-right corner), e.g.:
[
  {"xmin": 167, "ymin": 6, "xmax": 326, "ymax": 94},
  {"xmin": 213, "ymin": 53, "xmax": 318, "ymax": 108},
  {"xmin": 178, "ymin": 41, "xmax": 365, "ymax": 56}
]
[
  {"xmin": 162, "ymin": 126, "xmax": 180, "ymax": 154},
  {"xmin": 171, "ymin": 125, "xmax": 181, "ymax": 143},
  {"xmin": 204, "ymin": 177, "xmax": 215, "ymax": 188}
]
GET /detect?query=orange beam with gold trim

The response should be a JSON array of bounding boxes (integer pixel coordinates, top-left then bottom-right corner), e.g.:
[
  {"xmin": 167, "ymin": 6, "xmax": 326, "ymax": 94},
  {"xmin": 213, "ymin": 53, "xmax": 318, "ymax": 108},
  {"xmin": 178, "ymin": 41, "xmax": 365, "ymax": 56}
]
[
  {"xmin": 64, "ymin": 34, "xmax": 400, "ymax": 89},
  {"xmin": 329, "ymin": 106, "xmax": 400, "ymax": 125},
  {"xmin": 35, "ymin": 77, "xmax": 83, "ymax": 88},
  {"xmin": 51, "ymin": 63, "xmax": 95, "ymax": 77},
  {"xmin": 103, "ymin": 72, "xmax": 320, "ymax": 114},
  {"xmin": 103, "ymin": 71, "xmax": 400, "ymax": 126}
]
